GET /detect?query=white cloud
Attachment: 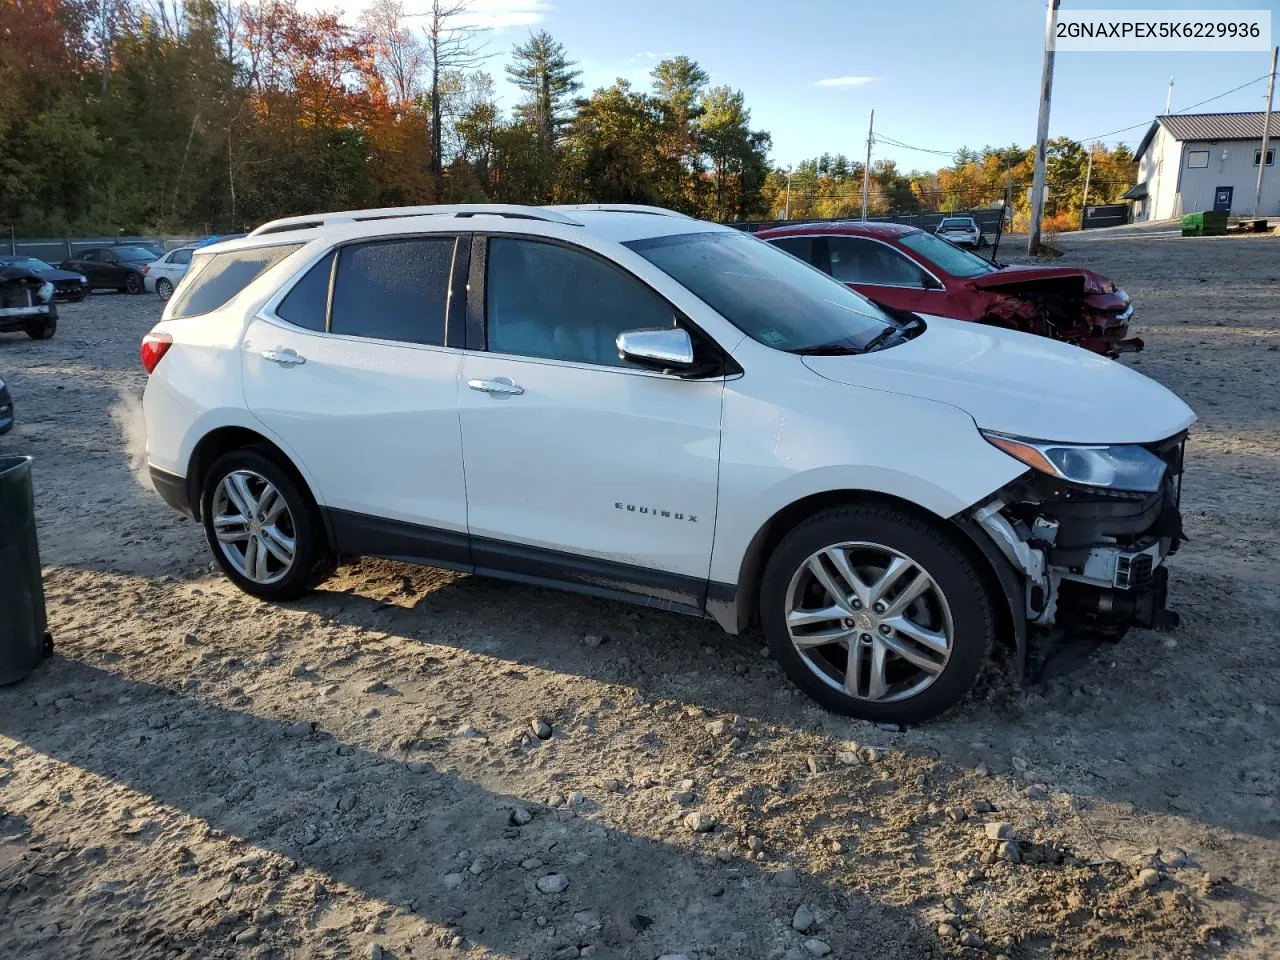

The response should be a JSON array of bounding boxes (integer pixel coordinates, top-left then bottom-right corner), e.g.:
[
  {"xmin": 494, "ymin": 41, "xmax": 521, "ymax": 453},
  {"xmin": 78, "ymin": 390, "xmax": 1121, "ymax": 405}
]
[
  {"xmin": 814, "ymin": 75, "xmax": 879, "ymax": 88},
  {"xmin": 454, "ymin": 0, "xmax": 549, "ymax": 30}
]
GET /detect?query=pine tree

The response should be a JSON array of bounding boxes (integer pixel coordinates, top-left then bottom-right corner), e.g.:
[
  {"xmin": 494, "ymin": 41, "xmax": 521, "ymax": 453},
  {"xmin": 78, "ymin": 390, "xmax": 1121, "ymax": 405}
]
[{"xmin": 505, "ymin": 30, "xmax": 581, "ymax": 145}]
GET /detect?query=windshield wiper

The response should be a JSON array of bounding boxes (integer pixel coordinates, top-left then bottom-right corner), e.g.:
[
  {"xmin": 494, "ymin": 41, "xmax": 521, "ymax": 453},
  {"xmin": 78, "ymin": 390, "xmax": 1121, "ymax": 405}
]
[
  {"xmin": 860, "ymin": 325, "xmax": 904, "ymax": 353},
  {"xmin": 792, "ymin": 342, "xmax": 862, "ymax": 356}
]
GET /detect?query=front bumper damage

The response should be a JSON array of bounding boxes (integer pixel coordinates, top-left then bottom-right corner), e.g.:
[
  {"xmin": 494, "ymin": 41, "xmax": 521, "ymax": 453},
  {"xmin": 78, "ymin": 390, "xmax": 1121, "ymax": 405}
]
[{"xmin": 966, "ymin": 432, "xmax": 1186, "ymax": 667}]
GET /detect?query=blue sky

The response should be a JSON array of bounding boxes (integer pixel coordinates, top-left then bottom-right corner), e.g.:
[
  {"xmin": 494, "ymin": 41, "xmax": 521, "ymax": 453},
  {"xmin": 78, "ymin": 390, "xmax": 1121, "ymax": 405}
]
[{"xmin": 339, "ymin": 0, "xmax": 1280, "ymax": 171}]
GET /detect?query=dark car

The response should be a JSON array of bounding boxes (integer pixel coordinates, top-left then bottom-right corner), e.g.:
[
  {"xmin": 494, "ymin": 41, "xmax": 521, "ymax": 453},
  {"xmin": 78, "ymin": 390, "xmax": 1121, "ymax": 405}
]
[
  {"xmin": 0, "ymin": 264, "xmax": 57, "ymax": 340},
  {"xmin": 757, "ymin": 221, "xmax": 1141, "ymax": 356},
  {"xmin": 0, "ymin": 377, "xmax": 12, "ymax": 436},
  {"xmin": 0, "ymin": 255, "xmax": 90, "ymax": 302},
  {"xmin": 60, "ymin": 245, "xmax": 158, "ymax": 294}
]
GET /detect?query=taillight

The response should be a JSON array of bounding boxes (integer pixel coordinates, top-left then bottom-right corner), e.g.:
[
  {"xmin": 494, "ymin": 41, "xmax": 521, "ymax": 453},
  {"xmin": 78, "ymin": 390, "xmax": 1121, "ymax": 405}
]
[
  {"xmin": 143, "ymin": 265, "xmax": 150, "ymax": 274},
  {"xmin": 141, "ymin": 331, "xmax": 173, "ymax": 374}
]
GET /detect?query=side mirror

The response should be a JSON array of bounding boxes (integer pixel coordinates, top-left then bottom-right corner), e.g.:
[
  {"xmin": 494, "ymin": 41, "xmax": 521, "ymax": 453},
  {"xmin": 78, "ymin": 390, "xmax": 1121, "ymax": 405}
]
[{"xmin": 616, "ymin": 327, "xmax": 696, "ymax": 372}]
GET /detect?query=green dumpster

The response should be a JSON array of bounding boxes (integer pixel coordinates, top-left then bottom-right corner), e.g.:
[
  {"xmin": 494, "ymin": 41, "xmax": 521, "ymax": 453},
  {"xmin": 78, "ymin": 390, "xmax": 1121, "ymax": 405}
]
[
  {"xmin": 1181, "ymin": 211, "xmax": 1228, "ymax": 236},
  {"xmin": 0, "ymin": 456, "xmax": 51, "ymax": 685}
]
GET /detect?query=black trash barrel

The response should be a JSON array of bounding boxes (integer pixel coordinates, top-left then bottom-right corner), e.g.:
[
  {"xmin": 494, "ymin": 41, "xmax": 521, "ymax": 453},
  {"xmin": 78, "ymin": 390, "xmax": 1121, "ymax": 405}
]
[{"xmin": 0, "ymin": 456, "xmax": 50, "ymax": 685}]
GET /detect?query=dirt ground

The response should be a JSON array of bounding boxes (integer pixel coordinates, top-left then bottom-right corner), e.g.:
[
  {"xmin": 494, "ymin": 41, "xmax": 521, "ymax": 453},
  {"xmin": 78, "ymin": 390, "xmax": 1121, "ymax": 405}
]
[{"xmin": 0, "ymin": 228, "xmax": 1277, "ymax": 960}]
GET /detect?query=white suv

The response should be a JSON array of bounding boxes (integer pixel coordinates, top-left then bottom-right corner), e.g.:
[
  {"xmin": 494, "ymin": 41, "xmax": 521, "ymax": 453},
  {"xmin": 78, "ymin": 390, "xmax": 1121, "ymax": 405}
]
[{"xmin": 141, "ymin": 204, "xmax": 1195, "ymax": 723}]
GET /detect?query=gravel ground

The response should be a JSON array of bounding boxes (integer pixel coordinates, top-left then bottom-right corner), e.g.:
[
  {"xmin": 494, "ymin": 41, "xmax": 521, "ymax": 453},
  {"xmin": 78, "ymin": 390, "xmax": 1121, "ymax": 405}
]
[{"xmin": 0, "ymin": 230, "xmax": 1277, "ymax": 959}]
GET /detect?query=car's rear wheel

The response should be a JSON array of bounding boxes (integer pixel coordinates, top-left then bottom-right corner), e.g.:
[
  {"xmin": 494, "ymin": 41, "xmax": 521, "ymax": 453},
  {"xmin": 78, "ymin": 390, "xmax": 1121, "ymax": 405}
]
[
  {"xmin": 759, "ymin": 504, "xmax": 995, "ymax": 724},
  {"xmin": 155, "ymin": 278, "xmax": 173, "ymax": 301},
  {"xmin": 25, "ymin": 317, "xmax": 56, "ymax": 340},
  {"xmin": 125, "ymin": 273, "xmax": 143, "ymax": 295},
  {"xmin": 201, "ymin": 448, "xmax": 334, "ymax": 601}
]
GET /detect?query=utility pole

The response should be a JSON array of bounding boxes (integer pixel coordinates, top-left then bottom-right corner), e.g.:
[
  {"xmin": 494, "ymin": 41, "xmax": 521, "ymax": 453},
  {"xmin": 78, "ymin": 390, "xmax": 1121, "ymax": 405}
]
[
  {"xmin": 860, "ymin": 109, "xmax": 874, "ymax": 221},
  {"xmin": 1081, "ymin": 146, "xmax": 1094, "ymax": 222},
  {"xmin": 1028, "ymin": 0, "xmax": 1060, "ymax": 255},
  {"xmin": 1253, "ymin": 46, "xmax": 1278, "ymax": 218},
  {"xmin": 1165, "ymin": 76, "xmax": 1174, "ymax": 114},
  {"xmin": 784, "ymin": 167, "xmax": 793, "ymax": 220}
]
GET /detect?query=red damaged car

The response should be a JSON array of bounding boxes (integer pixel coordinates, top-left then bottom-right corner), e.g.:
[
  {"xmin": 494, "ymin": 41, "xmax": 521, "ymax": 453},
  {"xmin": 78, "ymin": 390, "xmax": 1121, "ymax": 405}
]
[{"xmin": 756, "ymin": 222, "xmax": 1141, "ymax": 356}]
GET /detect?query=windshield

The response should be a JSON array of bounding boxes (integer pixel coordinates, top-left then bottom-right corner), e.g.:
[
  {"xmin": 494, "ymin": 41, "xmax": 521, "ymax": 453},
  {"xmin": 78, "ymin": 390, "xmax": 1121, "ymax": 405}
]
[
  {"xmin": 0, "ymin": 257, "xmax": 52, "ymax": 270},
  {"xmin": 900, "ymin": 231, "xmax": 996, "ymax": 278},
  {"xmin": 626, "ymin": 230, "xmax": 894, "ymax": 353},
  {"xmin": 113, "ymin": 246, "xmax": 156, "ymax": 261}
]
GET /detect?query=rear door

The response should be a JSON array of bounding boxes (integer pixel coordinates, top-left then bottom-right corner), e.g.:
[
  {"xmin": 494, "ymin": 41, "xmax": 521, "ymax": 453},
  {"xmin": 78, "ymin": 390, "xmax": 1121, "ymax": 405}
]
[
  {"xmin": 241, "ymin": 235, "xmax": 470, "ymax": 563},
  {"xmin": 72, "ymin": 249, "xmax": 102, "ymax": 285}
]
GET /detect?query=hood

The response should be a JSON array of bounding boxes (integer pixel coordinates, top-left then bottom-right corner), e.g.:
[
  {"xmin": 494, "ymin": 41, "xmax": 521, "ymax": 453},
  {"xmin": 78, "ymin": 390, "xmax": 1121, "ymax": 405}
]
[
  {"xmin": 802, "ymin": 316, "xmax": 1195, "ymax": 445},
  {"xmin": 967, "ymin": 264, "xmax": 1115, "ymax": 295},
  {"xmin": 32, "ymin": 266, "xmax": 85, "ymax": 282}
]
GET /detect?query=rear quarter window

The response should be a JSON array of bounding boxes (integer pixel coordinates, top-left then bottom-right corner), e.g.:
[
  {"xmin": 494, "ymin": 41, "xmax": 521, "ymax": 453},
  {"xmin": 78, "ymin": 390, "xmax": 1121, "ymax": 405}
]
[{"xmin": 169, "ymin": 244, "xmax": 303, "ymax": 320}]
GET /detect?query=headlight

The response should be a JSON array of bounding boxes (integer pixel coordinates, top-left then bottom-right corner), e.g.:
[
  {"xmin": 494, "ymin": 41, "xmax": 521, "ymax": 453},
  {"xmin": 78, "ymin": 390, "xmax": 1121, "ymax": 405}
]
[
  {"xmin": 37, "ymin": 281, "xmax": 55, "ymax": 302},
  {"xmin": 78, "ymin": 274, "xmax": 88, "ymax": 283},
  {"xmin": 983, "ymin": 431, "xmax": 1167, "ymax": 493}
]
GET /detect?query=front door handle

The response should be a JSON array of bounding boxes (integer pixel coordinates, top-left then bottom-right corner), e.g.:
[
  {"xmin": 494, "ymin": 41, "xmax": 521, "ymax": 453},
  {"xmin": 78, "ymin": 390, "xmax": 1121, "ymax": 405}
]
[
  {"xmin": 262, "ymin": 348, "xmax": 306, "ymax": 367},
  {"xmin": 467, "ymin": 377, "xmax": 524, "ymax": 397}
]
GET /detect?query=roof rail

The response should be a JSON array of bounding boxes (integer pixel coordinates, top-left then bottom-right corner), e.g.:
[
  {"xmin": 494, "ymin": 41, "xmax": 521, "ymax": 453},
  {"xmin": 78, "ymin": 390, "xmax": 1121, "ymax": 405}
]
[
  {"xmin": 551, "ymin": 204, "xmax": 694, "ymax": 219},
  {"xmin": 247, "ymin": 204, "xmax": 584, "ymax": 237}
]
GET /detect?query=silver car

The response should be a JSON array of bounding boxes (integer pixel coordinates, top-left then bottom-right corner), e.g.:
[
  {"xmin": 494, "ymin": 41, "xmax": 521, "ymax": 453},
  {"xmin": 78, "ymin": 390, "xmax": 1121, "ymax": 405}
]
[{"xmin": 935, "ymin": 216, "xmax": 983, "ymax": 248}]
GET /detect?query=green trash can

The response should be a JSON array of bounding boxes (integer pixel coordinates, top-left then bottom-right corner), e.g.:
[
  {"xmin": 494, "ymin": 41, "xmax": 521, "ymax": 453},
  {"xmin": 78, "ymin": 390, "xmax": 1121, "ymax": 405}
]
[{"xmin": 0, "ymin": 456, "xmax": 51, "ymax": 685}]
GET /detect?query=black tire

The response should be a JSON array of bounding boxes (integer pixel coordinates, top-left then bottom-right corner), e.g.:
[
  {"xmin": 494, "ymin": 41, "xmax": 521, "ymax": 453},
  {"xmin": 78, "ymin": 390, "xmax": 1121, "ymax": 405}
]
[
  {"xmin": 125, "ymin": 273, "xmax": 144, "ymax": 295},
  {"xmin": 155, "ymin": 278, "xmax": 173, "ymax": 301},
  {"xmin": 759, "ymin": 503, "xmax": 995, "ymax": 724},
  {"xmin": 25, "ymin": 317, "xmax": 56, "ymax": 340},
  {"xmin": 200, "ymin": 447, "xmax": 335, "ymax": 601}
]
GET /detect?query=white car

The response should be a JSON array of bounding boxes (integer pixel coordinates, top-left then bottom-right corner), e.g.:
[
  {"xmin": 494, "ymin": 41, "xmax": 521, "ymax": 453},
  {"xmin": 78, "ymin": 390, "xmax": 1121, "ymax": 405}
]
[
  {"xmin": 935, "ymin": 216, "xmax": 983, "ymax": 248},
  {"xmin": 140, "ymin": 203, "xmax": 1195, "ymax": 723},
  {"xmin": 143, "ymin": 246, "xmax": 195, "ymax": 301}
]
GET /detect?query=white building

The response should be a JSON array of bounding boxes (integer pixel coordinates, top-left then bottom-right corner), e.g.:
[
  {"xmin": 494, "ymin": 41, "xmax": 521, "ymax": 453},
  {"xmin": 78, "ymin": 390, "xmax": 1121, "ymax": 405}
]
[{"xmin": 1128, "ymin": 112, "xmax": 1280, "ymax": 220}]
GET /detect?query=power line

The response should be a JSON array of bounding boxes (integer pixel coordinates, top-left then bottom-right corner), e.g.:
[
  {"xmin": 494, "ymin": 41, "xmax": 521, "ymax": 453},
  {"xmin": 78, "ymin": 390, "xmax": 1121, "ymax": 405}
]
[{"xmin": 1078, "ymin": 71, "xmax": 1274, "ymax": 143}]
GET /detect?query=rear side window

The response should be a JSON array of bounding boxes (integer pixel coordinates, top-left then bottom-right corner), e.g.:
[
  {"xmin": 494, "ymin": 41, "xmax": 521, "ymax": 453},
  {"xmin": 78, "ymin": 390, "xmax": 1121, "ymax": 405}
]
[
  {"xmin": 767, "ymin": 236, "xmax": 814, "ymax": 264},
  {"xmin": 169, "ymin": 244, "xmax": 302, "ymax": 320},
  {"xmin": 329, "ymin": 237, "xmax": 455, "ymax": 345},
  {"xmin": 170, "ymin": 248, "xmax": 193, "ymax": 265},
  {"xmin": 275, "ymin": 252, "xmax": 334, "ymax": 332}
]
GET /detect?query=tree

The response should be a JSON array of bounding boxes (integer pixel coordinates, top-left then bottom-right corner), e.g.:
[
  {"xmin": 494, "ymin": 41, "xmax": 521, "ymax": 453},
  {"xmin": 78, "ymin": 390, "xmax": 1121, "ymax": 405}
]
[
  {"xmin": 360, "ymin": 0, "xmax": 427, "ymax": 107},
  {"xmin": 415, "ymin": 0, "xmax": 486, "ymax": 200},
  {"xmin": 698, "ymin": 85, "xmax": 770, "ymax": 220},
  {"xmin": 564, "ymin": 80, "xmax": 682, "ymax": 205},
  {"xmin": 505, "ymin": 29, "xmax": 581, "ymax": 145}
]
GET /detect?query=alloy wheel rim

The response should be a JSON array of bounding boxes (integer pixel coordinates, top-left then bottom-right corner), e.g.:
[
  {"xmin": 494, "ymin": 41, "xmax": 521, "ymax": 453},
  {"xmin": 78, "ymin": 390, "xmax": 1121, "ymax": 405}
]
[
  {"xmin": 157, "ymin": 280, "xmax": 172, "ymax": 300},
  {"xmin": 211, "ymin": 469, "xmax": 297, "ymax": 585},
  {"xmin": 784, "ymin": 541, "xmax": 954, "ymax": 703}
]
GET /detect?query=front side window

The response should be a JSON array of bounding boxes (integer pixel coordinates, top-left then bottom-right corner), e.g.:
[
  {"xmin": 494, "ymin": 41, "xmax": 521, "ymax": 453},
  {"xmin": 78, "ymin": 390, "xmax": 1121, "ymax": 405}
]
[
  {"xmin": 1187, "ymin": 150, "xmax": 1209, "ymax": 168},
  {"xmin": 169, "ymin": 243, "xmax": 302, "ymax": 320},
  {"xmin": 329, "ymin": 237, "xmax": 455, "ymax": 345},
  {"xmin": 627, "ymin": 230, "xmax": 893, "ymax": 354},
  {"xmin": 827, "ymin": 236, "xmax": 928, "ymax": 288},
  {"xmin": 486, "ymin": 238, "xmax": 674, "ymax": 368},
  {"xmin": 898, "ymin": 230, "xmax": 995, "ymax": 278}
]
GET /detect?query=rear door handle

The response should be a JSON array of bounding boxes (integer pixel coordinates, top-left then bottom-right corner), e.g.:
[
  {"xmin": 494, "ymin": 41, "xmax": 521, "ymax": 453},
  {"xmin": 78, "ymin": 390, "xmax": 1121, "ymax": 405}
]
[
  {"xmin": 467, "ymin": 377, "xmax": 524, "ymax": 397},
  {"xmin": 262, "ymin": 348, "xmax": 306, "ymax": 367}
]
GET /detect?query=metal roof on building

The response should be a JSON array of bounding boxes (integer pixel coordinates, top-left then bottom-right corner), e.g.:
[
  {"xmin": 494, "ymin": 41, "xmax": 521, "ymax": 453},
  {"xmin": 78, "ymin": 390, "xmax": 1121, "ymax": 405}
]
[{"xmin": 1136, "ymin": 112, "xmax": 1280, "ymax": 159}]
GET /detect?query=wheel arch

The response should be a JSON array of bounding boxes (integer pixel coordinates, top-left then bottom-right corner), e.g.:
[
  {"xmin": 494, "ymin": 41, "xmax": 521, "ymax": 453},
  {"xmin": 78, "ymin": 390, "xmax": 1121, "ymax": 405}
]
[
  {"xmin": 711, "ymin": 488, "xmax": 1020, "ymax": 668},
  {"xmin": 185, "ymin": 426, "xmax": 332, "ymax": 548}
]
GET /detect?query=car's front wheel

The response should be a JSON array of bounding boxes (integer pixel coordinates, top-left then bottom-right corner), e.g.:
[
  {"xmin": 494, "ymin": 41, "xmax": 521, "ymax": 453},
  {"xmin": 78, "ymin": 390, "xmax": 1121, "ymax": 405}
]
[
  {"xmin": 760, "ymin": 504, "xmax": 995, "ymax": 724},
  {"xmin": 200, "ymin": 448, "xmax": 334, "ymax": 601},
  {"xmin": 155, "ymin": 278, "xmax": 173, "ymax": 301}
]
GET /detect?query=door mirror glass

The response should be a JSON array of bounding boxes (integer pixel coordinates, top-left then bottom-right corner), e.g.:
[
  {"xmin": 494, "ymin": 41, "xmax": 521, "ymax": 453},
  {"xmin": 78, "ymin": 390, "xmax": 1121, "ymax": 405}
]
[{"xmin": 616, "ymin": 327, "xmax": 695, "ymax": 370}]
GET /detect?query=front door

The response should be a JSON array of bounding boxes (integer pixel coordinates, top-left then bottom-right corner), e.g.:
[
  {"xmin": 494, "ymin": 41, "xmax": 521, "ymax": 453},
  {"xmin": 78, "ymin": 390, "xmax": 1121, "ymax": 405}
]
[
  {"xmin": 1213, "ymin": 186, "xmax": 1234, "ymax": 213},
  {"xmin": 242, "ymin": 236, "xmax": 470, "ymax": 563},
  {"xmin": 457, "ymin": 236, "xmax": 723, "ymax": 609},
  {"xmin": 818, "ymin": 235, "xmax": 932, "ymax": 314}
]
